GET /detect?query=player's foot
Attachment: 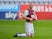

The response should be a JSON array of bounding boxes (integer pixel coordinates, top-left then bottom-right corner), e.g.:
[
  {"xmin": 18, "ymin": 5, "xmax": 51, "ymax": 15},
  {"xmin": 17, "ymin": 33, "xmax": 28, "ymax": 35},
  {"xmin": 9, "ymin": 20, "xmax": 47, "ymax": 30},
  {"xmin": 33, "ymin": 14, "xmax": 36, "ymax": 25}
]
[
  {"xmin": 13, "ymin": 32, "xmax": 22, "ymax": 37},
  {"xmin": 13, "ymin": 34, "xmax": 17, "ymax": 37}
]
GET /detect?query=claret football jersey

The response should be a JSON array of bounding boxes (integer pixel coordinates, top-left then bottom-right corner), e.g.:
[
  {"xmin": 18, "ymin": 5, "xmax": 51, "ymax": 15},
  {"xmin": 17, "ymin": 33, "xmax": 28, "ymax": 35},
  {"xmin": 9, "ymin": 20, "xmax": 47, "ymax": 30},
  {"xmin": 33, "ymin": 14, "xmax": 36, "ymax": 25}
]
[{"xmin": 24, "ymin": 9, "xmax": 35, "ymax": 22}]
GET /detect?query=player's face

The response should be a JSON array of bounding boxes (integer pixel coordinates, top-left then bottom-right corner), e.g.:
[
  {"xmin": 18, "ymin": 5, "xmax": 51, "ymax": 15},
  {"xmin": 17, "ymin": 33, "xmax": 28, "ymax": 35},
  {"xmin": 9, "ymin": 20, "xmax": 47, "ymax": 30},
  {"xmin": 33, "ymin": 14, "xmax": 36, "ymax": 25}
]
[
  {"xmin": 30, "ymin": 6, "xmax": 32, "ymax": 10},
  {"xmin": 29, "ymin": 4, "xmax": 33, "ymax": 10},
  {"xmin": 29, "ymin": 6, "xmax": 33, "ymax": 10}
]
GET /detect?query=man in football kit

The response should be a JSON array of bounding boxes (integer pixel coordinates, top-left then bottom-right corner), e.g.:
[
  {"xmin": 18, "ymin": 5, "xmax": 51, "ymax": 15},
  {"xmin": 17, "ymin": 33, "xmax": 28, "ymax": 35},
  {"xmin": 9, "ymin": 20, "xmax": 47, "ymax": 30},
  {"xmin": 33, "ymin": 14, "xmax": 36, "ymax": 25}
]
[{"xmin": 14, "ymin": 3, "xmax": 37, "ymax": 37}]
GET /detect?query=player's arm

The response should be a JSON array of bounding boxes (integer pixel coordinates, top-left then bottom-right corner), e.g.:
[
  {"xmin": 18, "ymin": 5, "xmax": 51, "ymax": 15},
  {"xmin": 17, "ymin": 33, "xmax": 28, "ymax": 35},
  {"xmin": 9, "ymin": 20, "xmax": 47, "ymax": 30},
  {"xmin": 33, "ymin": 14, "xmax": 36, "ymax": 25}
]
[
  {"xmin": 21, "ymin": 13, "xmax": 33, "ymax": 21},
  {"xmin": 33, "ymin": 12, "xmax": 38, "ymax": 20}
]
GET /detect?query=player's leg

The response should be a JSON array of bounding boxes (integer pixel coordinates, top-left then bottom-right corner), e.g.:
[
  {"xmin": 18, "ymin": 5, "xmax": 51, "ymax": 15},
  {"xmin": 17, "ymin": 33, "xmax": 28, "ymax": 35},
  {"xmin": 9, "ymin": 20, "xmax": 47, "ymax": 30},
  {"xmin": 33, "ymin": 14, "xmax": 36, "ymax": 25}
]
[
  {"xmin": 25, "ymin": 22, "xmax": 31, "ymax": 37},
  {"xmin": 14, "ymin": 32, "xmax": 27, "ymax": 37},
  {"xmin": 30, "ymin": 23, "xmax": 34, "ymax": 37},
  {"xmin": 25, "ymin": 22, "xmax": 34, "ymax": 37},
  {"xmin": 17, "ymin": 33, "xmax": 27, "ymax": 37}
]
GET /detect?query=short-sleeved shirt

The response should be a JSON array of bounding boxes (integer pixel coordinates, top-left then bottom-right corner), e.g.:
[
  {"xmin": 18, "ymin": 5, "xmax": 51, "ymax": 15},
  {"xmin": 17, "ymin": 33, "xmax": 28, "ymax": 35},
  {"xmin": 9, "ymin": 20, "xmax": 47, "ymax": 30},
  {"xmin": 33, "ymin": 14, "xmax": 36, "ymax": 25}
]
[{"xmin": 24, "ymin": 9, "xmax": 34, "ymax": 22}]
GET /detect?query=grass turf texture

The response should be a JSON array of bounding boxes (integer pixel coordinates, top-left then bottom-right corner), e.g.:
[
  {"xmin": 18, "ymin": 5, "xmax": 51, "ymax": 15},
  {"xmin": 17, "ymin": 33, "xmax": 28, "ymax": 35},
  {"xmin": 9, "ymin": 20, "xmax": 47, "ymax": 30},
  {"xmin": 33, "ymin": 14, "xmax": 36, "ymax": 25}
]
[{"xmin": 0, "ymin": 20, "xmax": 52, "ymax": 39}]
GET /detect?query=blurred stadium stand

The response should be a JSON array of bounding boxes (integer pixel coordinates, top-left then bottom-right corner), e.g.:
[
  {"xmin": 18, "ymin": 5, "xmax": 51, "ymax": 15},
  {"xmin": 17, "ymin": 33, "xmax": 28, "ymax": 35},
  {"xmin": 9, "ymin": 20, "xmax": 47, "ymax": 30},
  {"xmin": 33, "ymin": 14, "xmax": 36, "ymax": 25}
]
[
  {"xmin": 0, "ymin": 0, "xmax": 52, "ymax": 2},
  {"xmin": 0, "ymin": 0, "xmax": 52, "ymax": 4}
]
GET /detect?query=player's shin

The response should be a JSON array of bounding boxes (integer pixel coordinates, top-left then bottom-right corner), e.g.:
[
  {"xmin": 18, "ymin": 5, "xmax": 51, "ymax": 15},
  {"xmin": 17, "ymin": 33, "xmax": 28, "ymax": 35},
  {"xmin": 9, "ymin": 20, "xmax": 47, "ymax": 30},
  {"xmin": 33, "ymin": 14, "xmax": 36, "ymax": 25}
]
[{"xmin": 17, "ymin": 33, "xmax": 27, "ymax": 37}]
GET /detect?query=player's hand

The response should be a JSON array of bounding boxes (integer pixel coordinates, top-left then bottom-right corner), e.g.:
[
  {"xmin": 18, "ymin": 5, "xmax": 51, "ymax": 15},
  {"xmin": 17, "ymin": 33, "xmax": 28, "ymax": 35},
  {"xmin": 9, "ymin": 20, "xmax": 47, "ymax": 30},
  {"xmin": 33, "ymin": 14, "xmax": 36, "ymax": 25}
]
[{"xmin": 30, "ymin": 18, "xmax": 33, "ymax": 21}]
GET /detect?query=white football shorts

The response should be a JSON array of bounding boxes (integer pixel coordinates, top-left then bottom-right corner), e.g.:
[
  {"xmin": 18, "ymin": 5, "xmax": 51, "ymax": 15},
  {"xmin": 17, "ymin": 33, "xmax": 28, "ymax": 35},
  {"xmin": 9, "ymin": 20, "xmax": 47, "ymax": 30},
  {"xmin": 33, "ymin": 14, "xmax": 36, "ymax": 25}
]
[{"xmin": 25, "ymin": 22, "xmax": 34, "ymax": 35}]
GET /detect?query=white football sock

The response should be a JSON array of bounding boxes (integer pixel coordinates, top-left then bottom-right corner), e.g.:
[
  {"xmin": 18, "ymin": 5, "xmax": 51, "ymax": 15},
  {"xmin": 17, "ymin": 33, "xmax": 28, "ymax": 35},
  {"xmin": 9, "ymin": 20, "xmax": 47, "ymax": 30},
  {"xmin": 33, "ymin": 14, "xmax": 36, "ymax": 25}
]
[{"xmin": 17, "ymin": 33, "xmax": 27, "ymax": 37}]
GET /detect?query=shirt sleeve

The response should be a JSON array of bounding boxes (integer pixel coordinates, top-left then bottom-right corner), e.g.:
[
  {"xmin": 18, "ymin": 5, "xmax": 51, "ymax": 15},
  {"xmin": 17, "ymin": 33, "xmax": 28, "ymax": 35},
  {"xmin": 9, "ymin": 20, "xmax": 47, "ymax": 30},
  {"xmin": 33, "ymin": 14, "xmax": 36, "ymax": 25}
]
[{"xmin": 24, "ymin": 10, "xmax": 29, "ymax": 16}]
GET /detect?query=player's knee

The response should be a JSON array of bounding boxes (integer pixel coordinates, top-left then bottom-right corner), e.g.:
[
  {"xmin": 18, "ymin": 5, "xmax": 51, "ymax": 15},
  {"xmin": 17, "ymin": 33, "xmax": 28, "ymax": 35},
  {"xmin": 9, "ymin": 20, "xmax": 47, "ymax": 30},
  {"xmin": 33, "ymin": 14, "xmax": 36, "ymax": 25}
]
[
  {"xmin": 30, "ymin": 35, "xmax": 34, "ymax": 37},
  {"xmin": 27, "ymin": 34, "xmax": 31, "ymax": 37},
  {"xmin": 27, "ymin": 33, "xmax": 34, "ymax": 37},
  {"xmin": 30, "ymin": 33, "xmax": 34, "ymax": 37}
]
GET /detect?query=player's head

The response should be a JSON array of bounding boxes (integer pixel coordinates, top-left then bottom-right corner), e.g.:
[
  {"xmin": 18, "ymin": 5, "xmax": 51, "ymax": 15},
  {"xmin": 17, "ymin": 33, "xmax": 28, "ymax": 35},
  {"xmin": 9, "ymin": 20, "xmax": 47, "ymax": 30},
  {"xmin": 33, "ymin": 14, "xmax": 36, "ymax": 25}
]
[{"xmin": 29, "ymin": 2, "xmax": 33, "ymax": 10}]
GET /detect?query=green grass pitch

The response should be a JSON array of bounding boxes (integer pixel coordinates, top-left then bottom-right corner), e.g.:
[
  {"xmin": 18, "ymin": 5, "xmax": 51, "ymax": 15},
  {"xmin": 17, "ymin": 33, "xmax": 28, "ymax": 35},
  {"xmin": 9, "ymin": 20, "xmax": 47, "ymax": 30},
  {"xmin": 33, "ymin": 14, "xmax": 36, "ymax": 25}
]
[{"xmin": 0, "ymin": 20, "xmax": 52, "ymax": 39}]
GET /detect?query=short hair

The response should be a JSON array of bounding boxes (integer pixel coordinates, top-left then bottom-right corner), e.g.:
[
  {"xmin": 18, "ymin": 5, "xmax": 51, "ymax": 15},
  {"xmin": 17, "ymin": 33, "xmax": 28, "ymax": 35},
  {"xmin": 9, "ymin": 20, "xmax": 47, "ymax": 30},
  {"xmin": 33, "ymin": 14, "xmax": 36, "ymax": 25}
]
[{"xmin": 29, "ymin": 2, "xmax": 34, "ymax": 8}]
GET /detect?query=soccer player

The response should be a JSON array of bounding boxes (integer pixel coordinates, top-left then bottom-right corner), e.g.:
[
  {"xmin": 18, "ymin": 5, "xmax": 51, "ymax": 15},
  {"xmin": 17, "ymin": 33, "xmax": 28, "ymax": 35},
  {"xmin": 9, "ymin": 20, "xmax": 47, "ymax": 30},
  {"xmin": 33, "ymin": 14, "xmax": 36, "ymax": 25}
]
[{"xmin": 14, "ymin": 3, "xmax": 37, "ymax": 37}]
